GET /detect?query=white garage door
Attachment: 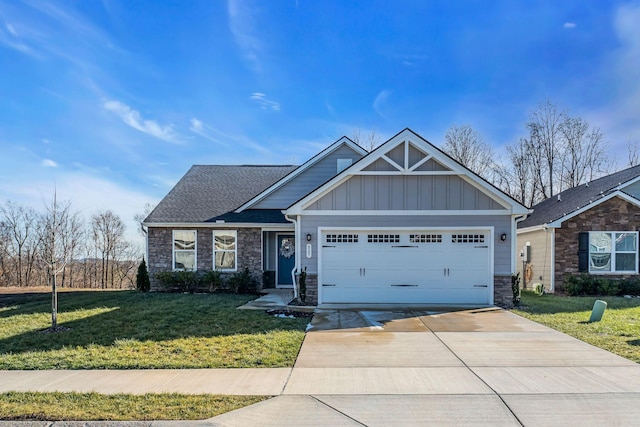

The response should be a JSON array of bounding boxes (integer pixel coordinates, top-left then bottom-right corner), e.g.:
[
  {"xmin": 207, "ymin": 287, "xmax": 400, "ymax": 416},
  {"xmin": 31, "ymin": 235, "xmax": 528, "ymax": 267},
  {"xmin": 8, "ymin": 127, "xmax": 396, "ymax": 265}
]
[{"xmin": 320, "ymin": 229, "xmax": 492, "ymax": 304}]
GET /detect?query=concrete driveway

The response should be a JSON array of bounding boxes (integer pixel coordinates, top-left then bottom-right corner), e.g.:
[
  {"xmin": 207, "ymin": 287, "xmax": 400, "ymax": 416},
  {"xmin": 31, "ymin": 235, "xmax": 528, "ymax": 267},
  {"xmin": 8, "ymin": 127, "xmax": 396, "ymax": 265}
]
[{"xmin": 209, "ymin": 307, "xmax": 640, "ymax": 427}]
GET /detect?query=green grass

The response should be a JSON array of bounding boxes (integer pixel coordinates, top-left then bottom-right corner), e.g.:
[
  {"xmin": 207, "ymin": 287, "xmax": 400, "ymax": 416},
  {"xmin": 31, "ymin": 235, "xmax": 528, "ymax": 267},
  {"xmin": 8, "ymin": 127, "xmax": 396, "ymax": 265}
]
[
  {"xmin": 0, "ymin": 290, "xmax": 307, "ymax": 369},
  {"xmin": 0, "ymin": 392, "xmax": 267, "ymax": 421},
  {"xmin": 513, "ymin": 291, "xmax": 640, "ymax": 363}
]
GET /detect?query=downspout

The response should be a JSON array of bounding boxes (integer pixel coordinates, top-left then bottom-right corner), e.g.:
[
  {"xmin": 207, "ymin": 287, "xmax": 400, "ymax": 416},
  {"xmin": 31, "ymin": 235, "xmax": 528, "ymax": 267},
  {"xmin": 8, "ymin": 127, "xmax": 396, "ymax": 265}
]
[
  {"xmin": 284, "ymin": 213, "xmax": 299, "ymax": 299},
  {"xmin": 512, "ymin": 215, "xmax": 529, "ymax": 273}
]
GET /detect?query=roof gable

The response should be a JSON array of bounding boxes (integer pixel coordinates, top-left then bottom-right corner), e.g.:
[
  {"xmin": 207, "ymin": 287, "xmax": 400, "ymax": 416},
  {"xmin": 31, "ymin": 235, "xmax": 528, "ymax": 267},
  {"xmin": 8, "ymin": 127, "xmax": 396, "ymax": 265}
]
[
  {"xmin": 518, "ymin": 164, "xmax": 640, "ymax": 228},
  {"xmin": 236, "ymin": 137, "xmax": 367, "ymax": 211},
  {"xmin": 286, "ymin": 128, "xmax": 530, "ymax": 215}
]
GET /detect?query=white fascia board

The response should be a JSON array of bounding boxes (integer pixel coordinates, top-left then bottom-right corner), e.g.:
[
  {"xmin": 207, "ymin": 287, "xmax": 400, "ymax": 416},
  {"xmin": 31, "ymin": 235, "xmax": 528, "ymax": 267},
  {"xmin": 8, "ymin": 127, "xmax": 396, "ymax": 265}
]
[
  {"xmin": 617, "ymin": 174, "xmax": 640, "ymax": 190},
  {"xmin": 296, "ymin": 209, "xmax": 512, "ymax": 216},
  {"xmin": 285, "ymin": 128, "xmax": 529, "ymax": 216},
  {"xmin": 235, "ymin": 137, "xmax": 367, "ymax": 213},
  {"xmin": 546, "ymin": 191, "xmax": 640, "ymax": 228},
  {"xmin": 144, "ymin": 222, "xmax": 293, "ymax": 229},
  {"xmin": 517, "ymin": 224, "xmax": 548, "ymax": 234},
  {"xmin": 286, "ymin": 131, "xmax": 413, "ymax": 214}
]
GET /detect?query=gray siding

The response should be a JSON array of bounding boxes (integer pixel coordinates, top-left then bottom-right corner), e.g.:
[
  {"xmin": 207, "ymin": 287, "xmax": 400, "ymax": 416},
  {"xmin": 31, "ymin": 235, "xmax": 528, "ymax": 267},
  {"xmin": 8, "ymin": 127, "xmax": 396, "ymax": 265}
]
[
  {"xmin": 623, "ymin": 180, "xmax": 640, "ymax": 199},
  {"xmin": 307, "ymin": 175, "xmax": 504, "ymax": 211},
  {"xmin": 516, "ymin": 228, "xmax": 554, "ymax": 290},
  {"xmin": 300, "ymin": 214, "xmax": 513, "ymax": 275},
  {"xmin": 253, "ymin": 144, "xmax": 364, "ymax": 209}
]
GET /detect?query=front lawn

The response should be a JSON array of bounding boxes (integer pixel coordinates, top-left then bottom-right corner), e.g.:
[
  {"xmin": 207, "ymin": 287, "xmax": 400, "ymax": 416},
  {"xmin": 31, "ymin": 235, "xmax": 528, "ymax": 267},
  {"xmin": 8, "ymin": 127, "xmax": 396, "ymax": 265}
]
[
  {"xmin": 0, "ymin": 290, "xmax": 307, "ymax": 369},
  {"xmin": 0, "ymin": 392, "xmax": 267, "ymax": 421},
  {"xmin": 513, "ymin": 291, "xmax": 640, "ymax": 363}
]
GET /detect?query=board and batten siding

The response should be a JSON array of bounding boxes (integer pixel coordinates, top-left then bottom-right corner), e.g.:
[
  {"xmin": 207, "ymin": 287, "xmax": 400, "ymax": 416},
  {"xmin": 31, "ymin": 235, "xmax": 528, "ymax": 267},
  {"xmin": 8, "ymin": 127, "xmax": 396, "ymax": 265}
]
[
  {"xmin": 306, "ymin": 175, "xmax": 505, "ymax": 211},
  {"xmin": 300, "ymin": 214, "xmax": 513, "ymax": 275},
  {"xmin": 516, "ymin": 228, "xmax": 554, "ymax": 290},
  {"xmin": 252, "ymin": 144, "xmax": 364, "ymax": 209}
]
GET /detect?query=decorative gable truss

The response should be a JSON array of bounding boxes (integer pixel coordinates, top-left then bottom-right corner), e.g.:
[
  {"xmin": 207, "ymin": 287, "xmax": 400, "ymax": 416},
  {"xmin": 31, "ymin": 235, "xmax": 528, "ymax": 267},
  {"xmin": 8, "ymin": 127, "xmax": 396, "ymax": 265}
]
[{"xmin": 287, "ymin": 129, "xmax": 530, "ymax": 216}]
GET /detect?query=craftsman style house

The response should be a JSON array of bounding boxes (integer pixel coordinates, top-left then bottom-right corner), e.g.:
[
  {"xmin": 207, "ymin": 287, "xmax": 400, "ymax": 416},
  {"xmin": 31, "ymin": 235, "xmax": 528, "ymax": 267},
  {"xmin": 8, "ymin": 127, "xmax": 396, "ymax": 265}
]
[{"xmin": 144, "ymin": 129, "xmax": 530, "ymax": 306}]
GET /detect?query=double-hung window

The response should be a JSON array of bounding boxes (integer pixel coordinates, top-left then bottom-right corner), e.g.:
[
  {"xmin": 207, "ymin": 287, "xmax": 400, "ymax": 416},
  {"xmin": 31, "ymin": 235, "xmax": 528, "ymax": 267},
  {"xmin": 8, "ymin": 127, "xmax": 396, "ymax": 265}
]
[
  {"xmin": 214, "ymin": 230, "xmax": 237, "ymax": 271},
  {"xmin": 173, "ymin": 230, "xmax": 196, "ymax": 271},
  {"xmin": 589, "ymin": 231, "xmax": 638, "ymax": 273}
]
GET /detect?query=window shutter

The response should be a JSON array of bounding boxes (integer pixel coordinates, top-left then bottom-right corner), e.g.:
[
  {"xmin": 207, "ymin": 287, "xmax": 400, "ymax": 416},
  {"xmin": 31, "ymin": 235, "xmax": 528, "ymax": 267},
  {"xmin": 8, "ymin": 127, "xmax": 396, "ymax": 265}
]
[{"xmin": 578, "ymin": 232, "xmax": 589, "ymax": 272}]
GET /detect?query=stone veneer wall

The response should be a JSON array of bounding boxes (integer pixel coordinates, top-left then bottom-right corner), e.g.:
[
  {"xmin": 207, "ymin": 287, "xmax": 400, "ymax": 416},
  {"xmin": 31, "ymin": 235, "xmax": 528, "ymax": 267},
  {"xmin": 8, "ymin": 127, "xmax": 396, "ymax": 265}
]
[
  {"xmin": 493, "ymin": 275, "xmax": 513, "ymax": 309},
  {"xmin": 554, "ymin": 197, "xmax": 640, "ymax": 291},
  {"xmin": 147, "ymin": 227, "xmax": 263, "ymax": 291},
  {"xmin": 304, "ymin": 273, "xmax": 318, "ymax": 305}
]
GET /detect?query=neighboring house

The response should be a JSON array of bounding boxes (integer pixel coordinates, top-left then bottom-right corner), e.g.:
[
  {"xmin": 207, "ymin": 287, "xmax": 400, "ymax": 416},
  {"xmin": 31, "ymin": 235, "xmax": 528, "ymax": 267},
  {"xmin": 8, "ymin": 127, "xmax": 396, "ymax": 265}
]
[
  {"xmin": 145, "ymin": 128, "xmax": 530, "ymax": 307},
  {"xmin": 516, "ymin": 165, "xmax": 640, "ymax": 292}
]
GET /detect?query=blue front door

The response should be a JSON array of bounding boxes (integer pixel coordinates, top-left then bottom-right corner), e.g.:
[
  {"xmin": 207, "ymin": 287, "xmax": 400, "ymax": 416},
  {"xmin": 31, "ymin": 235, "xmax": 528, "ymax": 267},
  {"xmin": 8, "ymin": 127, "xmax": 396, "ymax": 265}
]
[{"xmin": 277, "ymin": 235, "xmax": 295, "ymax": 286}]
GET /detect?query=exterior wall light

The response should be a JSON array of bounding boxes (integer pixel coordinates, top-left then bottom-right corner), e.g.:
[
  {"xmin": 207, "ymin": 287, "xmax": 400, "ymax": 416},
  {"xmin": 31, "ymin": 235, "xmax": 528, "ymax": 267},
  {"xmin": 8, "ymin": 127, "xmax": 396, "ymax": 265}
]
[
  {"xmin": 306, "ymin": 233, "xmax": 312, "ymax": 242},
  {"xmin": 500, "ymin": 233, "xmax": 507, "ymax": 241}
]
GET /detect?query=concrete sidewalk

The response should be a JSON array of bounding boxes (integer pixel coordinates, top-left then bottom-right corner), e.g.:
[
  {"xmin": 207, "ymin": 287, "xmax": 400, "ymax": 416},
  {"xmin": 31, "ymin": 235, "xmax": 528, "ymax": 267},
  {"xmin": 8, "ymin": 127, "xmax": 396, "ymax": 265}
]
[{"xmin": 2, "ymin": 307, "xmax": 640, "ymax": 426}]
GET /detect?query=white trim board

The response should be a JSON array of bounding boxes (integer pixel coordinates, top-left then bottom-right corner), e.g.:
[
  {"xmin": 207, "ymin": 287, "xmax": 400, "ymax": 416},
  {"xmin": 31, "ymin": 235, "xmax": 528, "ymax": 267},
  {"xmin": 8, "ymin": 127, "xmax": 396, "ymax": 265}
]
[
  {"xmin": 286, "ymin": 129, "xmax": 530, "ymax": 217},
  {"xmin": 235, "ymin": 137, "xmax": 367, "ymax": 212}
]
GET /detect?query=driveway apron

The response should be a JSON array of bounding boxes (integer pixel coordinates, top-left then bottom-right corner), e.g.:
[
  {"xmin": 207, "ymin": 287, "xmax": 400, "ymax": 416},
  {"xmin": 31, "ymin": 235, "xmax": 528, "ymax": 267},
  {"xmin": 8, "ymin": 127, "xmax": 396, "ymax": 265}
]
[{"xmin": 208, "ymin": 306, "xmax": 640, "ymax": 427}]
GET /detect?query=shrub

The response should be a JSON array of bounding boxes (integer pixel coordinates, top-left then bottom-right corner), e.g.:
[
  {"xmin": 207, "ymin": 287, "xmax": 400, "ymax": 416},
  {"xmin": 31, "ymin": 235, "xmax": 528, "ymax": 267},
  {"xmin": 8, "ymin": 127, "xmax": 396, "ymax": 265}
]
[
  {"xmin": 563, "ymin": 274, "xmax": 639, "ymax": 297},
  {"xmin": 227, "ymin": 267, "xmax": 259, "ymax": 294},
  {"xmin": 201, "ymin": 270, "xmax": 223, "ymax": 293},
  {"xmin": 136, "ymin": 258, "xmax": 151, "ymax": 292},
  {"xmin": 511, "ymin": 273, "xmax": 521, "ymax": 305},
  {"xmin": 154, "ymin": 271, "xmax": 199, "ymax": 293},
  {"xmin": 298, "ymin": 267, "xmax": 307, "ymax": 304}
]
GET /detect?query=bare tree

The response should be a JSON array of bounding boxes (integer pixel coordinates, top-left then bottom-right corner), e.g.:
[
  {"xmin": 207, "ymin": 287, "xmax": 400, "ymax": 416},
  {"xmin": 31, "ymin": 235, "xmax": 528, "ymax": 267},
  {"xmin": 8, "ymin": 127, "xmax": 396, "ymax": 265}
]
[
  {"xmin": 350, "ymin": 128, "xmax": 382, "ymax": 152},
  {"xmin": 133, "ymin": 203, "xmax": 155, "ymax": 238},
  {"xmin": 526, "ymin": 100, "xmax": 568, "ymax": 197},
  {"xmin": 498, "ymin": 138, "xmax": 538, "ymax": 207},
  {"xmin": 92, "ymin": 210, "xmax": 126, "ymax": 289},
  {"xmin": 628, "ymin": 139, "xmax": 640, "ymax": 167},
  {"xmin": 38, "ymin": 193, "xmax": 76, "ymax": 331},
  {"xmin": 560, "ymin": 117, "xmax": 609, "ymax": 190},
  {"xmin": 0, "ymin": 202, "xmax": 40, "ymax": 287},
  {"xmin": 442, "ymin": 125, "xmax": 495, "ymax": 180}
]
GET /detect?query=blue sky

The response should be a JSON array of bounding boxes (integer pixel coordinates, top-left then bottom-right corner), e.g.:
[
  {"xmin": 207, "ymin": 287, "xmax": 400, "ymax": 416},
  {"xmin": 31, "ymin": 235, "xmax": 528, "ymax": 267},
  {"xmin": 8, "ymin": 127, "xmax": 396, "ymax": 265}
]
[{"xmin": 1, "ymin": 0, "xmax": 639, "ymax": 243}]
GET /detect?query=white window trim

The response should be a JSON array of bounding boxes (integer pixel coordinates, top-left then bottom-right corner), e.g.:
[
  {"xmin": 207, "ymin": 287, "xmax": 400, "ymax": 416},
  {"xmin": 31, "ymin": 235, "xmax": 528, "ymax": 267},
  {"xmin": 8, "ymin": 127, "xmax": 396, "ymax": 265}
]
[
  {"xmin": 588, "ymin": 231, "xmax": 639, "ymax": 274},
  {"xmin": 173, "ymin": 230, "xmax": 197, "ymax": 271},
  {"xmin": 213, "ymin": 230, "xmax": 238, "ymax": 272}
]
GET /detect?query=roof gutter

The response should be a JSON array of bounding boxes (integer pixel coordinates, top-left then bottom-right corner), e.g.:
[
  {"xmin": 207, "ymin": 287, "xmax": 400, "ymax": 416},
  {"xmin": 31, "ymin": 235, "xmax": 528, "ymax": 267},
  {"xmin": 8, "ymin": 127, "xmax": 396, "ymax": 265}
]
[{"xmin": 284, "ymin": 213, "xmax": 299, "ymax": 300}]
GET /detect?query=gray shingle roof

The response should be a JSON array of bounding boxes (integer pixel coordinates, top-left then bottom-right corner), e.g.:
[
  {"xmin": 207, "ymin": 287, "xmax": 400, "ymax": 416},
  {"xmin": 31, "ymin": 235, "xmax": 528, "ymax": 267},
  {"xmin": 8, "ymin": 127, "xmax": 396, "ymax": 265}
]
[
  {"xmin": 145, "ymin": 165, "xmax": 297, "ymax": 223},
  {"xmin": 518, "ymin": 165, "xmax": 640, "ymax": 228}
]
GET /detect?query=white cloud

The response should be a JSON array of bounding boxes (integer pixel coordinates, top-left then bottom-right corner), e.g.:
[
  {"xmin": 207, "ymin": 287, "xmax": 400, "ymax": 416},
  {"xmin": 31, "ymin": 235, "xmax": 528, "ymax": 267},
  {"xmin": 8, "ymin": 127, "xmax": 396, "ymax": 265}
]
[
  {"xmin": 41, "ymin": 158, "xmax": 57, "ymax": 167},
  {"xmin": 0, "ymin": 170, "xmax": 156, "ymax": 247},
  {"xmin": 189, "ymin": 117, "xmax": 227, "ymax": 145},
  {"xmin": 563, "ymin": 22, "xmax": 576, "ymax": 29},
  {"xmin": 249, "ymin": 92, "xmax": 281, "ymax": 111},
  {"xmin": 228, "ymin": 0, "xmax": 263, "ymax": 73},
  {"xmin": 103, "ymin": 100, "xmax": 181, "ymax": 144},
  {"xmin": 373, "ymin": 89, "xmax": 392, "ymax": 118}
]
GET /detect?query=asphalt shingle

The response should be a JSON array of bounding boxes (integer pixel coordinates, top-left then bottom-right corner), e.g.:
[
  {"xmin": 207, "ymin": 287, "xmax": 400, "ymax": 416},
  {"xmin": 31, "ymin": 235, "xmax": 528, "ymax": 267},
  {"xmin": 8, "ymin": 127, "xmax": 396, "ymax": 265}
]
[
  {"xmin": 518, "ymin": 165, "xmax": 640, "ymax": 228},
  {"xmin": 144, "ymin": 165, "xmax": 297, "ymax": 223}
]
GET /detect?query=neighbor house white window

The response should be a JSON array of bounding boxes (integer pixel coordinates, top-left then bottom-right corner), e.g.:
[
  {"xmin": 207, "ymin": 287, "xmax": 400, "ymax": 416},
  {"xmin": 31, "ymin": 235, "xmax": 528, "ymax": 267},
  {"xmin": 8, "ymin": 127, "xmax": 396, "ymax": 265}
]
[
  {"xmin": 589, "ymin": 231, "xmax": 638, "ymax": 273},
  {"xmin": 173, "ymin": 230, "xmax": 196, "ymax": 271},
  {"xmin": 214, "ymin": 230, "xmax": 237, "ymax": 271}
]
